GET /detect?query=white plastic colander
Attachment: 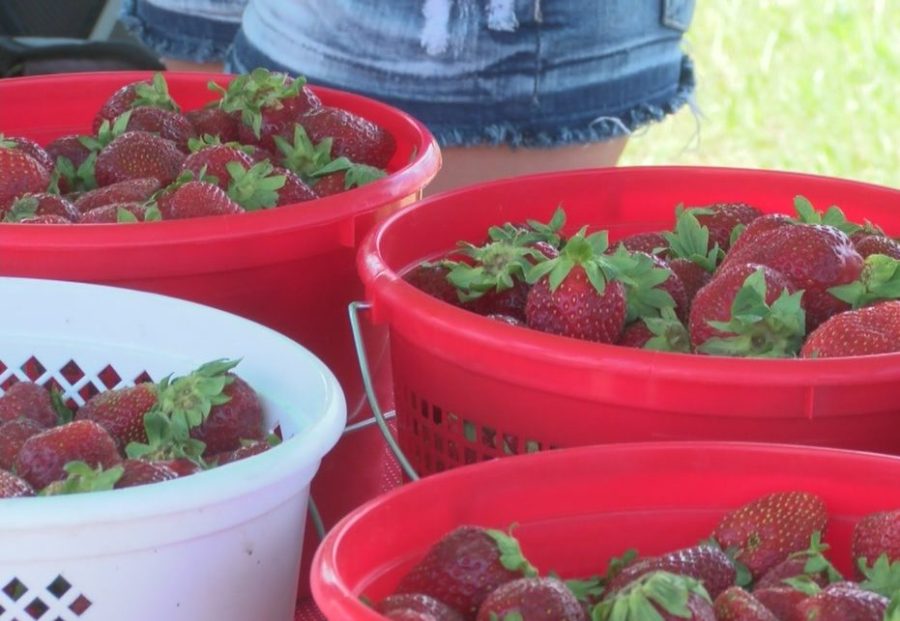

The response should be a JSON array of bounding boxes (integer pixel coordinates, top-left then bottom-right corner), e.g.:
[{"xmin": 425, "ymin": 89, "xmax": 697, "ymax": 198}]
[{"xmin": 0, "ymin": 277, "xmax": 346, "ymax": 621}]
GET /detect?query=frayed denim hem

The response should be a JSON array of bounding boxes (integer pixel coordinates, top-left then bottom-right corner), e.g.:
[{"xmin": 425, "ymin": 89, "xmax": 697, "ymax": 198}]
[
  {"xmin": 120, "ymin": 0, "xmax": 239, "ymax": 63},
  {"xmin": 433, "ymin": 55, "xmax": 697, "ymax": 149}
]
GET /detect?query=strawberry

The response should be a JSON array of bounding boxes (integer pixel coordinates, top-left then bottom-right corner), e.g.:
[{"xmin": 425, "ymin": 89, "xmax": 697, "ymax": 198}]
[
  {"xmin": 45, "ymin": 135, "xmax": 93, "ymax": 170},
  {"xmin": 94, "ymin": 131, "xmax": 185, "ymax": 187},
  {"xmin": 606, "ymin": 545, "xmax": 736, "ymax": 600},
  {"xmin": 752, "ymin": 587, "xmax": 809, "ymax": 621},
  {"xmin": 800, "ymin": 300, "xmax": 900, "ymax": 358},
  {"xmin": 158, "ymin": 457, "xmax": 202, "ymax": 477},
  {"xmin": 45, "ymin": 134, "xmax": 96, "ymax": 193},
  {"xmin": 794, "ymin": 581, "xmax": 888, "ymax": 621},
  {"xmin": 853, "ymin": 509, "xmax": 900, "ymax": 567},
  {"xmin": 487, "ymin": 314, "xmax": 525, "ymax": 326},
  {"xmin": 0, "ymin": 417, "xmax": 46, "ymax": 470},
  {"xmin": 690, "ymin": 202, "xmax": 762, "ymax": 252},
  {"xmin": 476, "ymin": 577, "xmax": 587, "ymax": 621},
  {"xmin": 714, "ymin": 586, "xmax": 778, "ymax": 621},
  {"xmin": 827, "ymin": 254, "xmax": 900, "ymax": 311},
  {"xmin": 394, "ymin": 526, "xmax": 537, "ymax": 617},
  {"xmin": 310, "ymin": 159, "xmax": 386, "ymax": 197},
  {"xmin": 854, "ymin": 235, "xmax": 900, "ymax": 260},
  {"xmin": 301, "ymin": 106, "xmax": 396, "ymax": 169},
  {"xmin": 612, "ymin": 231, "xmax": 669, "ymax": 256},
  {"xmin": 185, "ymin": 106, "xmax": 241, "ymax": 143},
  {"xmin": 524, "ymin": 229, "xmax": 628, "ymax": 343},
  {"xmin": 617, "ymin": 311, "xmax": 691, "ymax": 353},
  {"xmin": 3, "ymin": 135, "xmax": 55, "ymax": 173},
  {"xmin": 0, "ymin": 381, "xmax": 59, "ymax": 428},
  {"xmin": 122, "ymin": 106, "xmax": 196, "ymax": 152},
  {"xmin": 753, "ymin": 533, "xmax": 842, "ymax": 591},
  {"xmin": 273, "ymin": 166, "xmax": 318, "ymax": 205},
  {"xmin": 75, "ymin": 383, "xmax": 158, "ymax": 448},
  {"xmin": 488, "ymin": 208, "xmax": 566, "ymax": 252},
  {"xmin": 15, "ymin": 420, "xmax": 121, "ymax": 490},
  {"xmin": 217, "ymin": 69, "xmax": 322, "ymax": 151},
  {"xmin": 213, "ymin": 440, "xmax": 270, "ymax": 466},
  {"xmin": 663, "ymin": 208, "xmax": 723, "ymax": 305},
  {"xmin": 0, "ymin": 141, "xmax": 50, "ymax": 208},
  {"xmin": 712, "ymin": 491, "xmax": 828, "ymax": 581},
  {"xmin": 189, "ymin": 374, "xmax": 264, "ymax": 456},
  {"xmin": 73, "ymin": 177, "xmax": 161, "ymax": 214},
  {"xmin": 156, "ymin": 180, "xmax": 244, "ymax": 220},
  {"xmin": 670, "ymin": 258, "xmax": 714, "ymax": 304},
  {"xmin": 689, "ymin": 264, "xmax": 805, "ymax": 356},
  {"xmin": 378, "ymin": 594, "xmax": 466, "ymax": 621},
  {"xmin": 724, "ymin": 215, "xmax": 794, "ymax": 263},
  {"xmin": 18, "ymin": 214, "xmax": 72, "ymax": 224},
  {"xmin": 5, "ymin": 193, "xmax": 80, "ymax": 222},
  {"xmin": 79, "ymin": 202, "xmax": 161, "ymax": 224},
  {"xmin": 619, "ymin": 250, "xmax": 689, "ymax": 322},
  {"xmin": 721, "ymin": 222, "xmax": 863, "ymax": 329},
  {"xmin": 182, "ymin": 144, "xmax": 254, "ymax": 190},
  {"xmin": 0, "ymin": 469, "xmax": 34, "ymax": 497},
  {"xmin": 594, "ymin": 571, "xmax": 715, "ymax": 620},
  {"xmin": 93, "ymin": 73, "xmax": 179, "ymax": 134},
  {"xmin": 115, "ymin": 459, "xmax": 178, "ymax": 489},
  {"xmin": 405, "ymin": 263, "xmax": 463, "ymax": 306}
]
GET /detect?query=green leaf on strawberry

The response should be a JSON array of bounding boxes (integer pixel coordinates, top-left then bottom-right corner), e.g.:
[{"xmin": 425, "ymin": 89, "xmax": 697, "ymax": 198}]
[
  {"xmin": 887, "ymin": 590, "xmax": 900, "ymax": 621},
  {"xmin": 606, "ymin": 246, "xmax": 677, "ymax": 323},
  {"xmin": 485, "ymin": 527, "xmax": 538, "ymax": 577},
  {"xmin": 446, "ymin": 241, "xmax": 541, "ymax": 302},
  {"xmin": 52, "ymin": 152, "xmax": 98, "ymax": 193},
  {"xmin": 226, "ymin": 161, "xmax": 286, "ymax": 210},
  {"xmin": 782, "ymin": 575, "xmax": 823, "ymax": 596},
  {"xmin": 50, "ymin": 387, "xmax": 74, "ymax": 425},
  {"xmin": 793, "ymin": 195, "xmax": 861, "ymax": 235},
  {"xmin": 490, "ymin": 206, "xmax": 567, "ymax": 250},
  {"xmin": 643, "ymin": 308, "xmax": 691, "ymax": 353},
  {"xmin": 274, "ymin": 124, "xmax": 334, "ymax": 178},
  {"xmin": 858, "ymin": 553, "xmax": 900, "ymax": 598},
  {"xmin": 829, "ymin": 254, "xmax": 900, "ymax": 309},
  {"xmin": 39, "ymin": 461, "xmax": 124, "ymax": 496},
  {"xmin": 526, "ymin": 228, "xmax": 611, "ymax": 293},
  {"xmin": 699, "ymin": 269, "xmax": 806, "ymax": 357},
  {"xmin": 565, "ymin": 577, "xmax": 606, "ymax": 603},
  {"xmin": 133, "ymin": 72, "xmax": 179, "ymax": 112},
  {"xmin": 591, "ymin": 571, "xmax": 710, "ymax": 621},
  {"xmin": 213, "ymin": 68, "xmax": 305, "ymax": 138},
  {"xmin": 791, "ymin": 531, "xmax": 843, "ymax": 584},
  {"xmin": 663, "ymin": 207, "xmax": 723, "ymax": 273}
]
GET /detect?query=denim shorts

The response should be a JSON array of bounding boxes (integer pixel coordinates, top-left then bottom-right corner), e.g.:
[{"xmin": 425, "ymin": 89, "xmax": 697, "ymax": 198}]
[{"xmin": 122, "ymin": 0, "xmax": 696, "ymax": 148}]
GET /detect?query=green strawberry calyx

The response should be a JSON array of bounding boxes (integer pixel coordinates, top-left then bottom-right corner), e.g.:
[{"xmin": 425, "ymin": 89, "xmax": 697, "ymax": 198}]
[
  {"xmin": 525, "ymin": 227, "xmax": 614, "ymax": 294},
  {"xmin": 274, "ymin": 123, "xmax": 334, "ymax": 178},
  {"xmin": 858, "ymin": 553, "xmax": 900, "ymax": 598},
  {"xmin": 226, "ymin": 161, "xmax": 286, "ymax": 211},
  {"xmin": 591, "ymin": 571, "xmax": 711, "ymax": 621},
  {"xmin": 793, "ymin": 195, "xmax": 861, "ymax": 235},
  {"xmin": 445, "ymin": 240, "xmax": 544, "ymax": 302},
  {"xmin": 699, "ymin": 268, "xmax": 807, "ymax": 358},
  {"xmin": 785, "ymin": 531, "xmax": 843, "ymax": 585},
  {"xmin": 51, "ymin": 152, "xmax": 98, "ymax": 194},
  {"xmin": 663, "ymin": 206, "xmax": 723, "ymax": 273},
  {"xmin": 39, "ymin": 461, "xmax": 124, "ymax": 496},
  {"xmin": 642, "ymin": 308, "xmax": 692, "ymax": 353},
  {"xmin": 132, "ymin": 72, "xmax": 180, "ymax": 113},
  {"xmin": 887, "ymin": 590, "xmax": 900, "ymax": 621},
  {"xmin": 829, "ymin": 254, "xmax": 900, "ymax": 309},
  {"xmin": 309, "ymin": 156, "xmax": 387, "ymax": 189},
  {"xmin": 489, "ymin": 206, "xmax": 567, "ymax": 250},
  {"xmin": 213, "ymin": 68, "xmax": 306, "ymax": 138},
  {"xmin": 485, "ymin": 527, "xmax": 538, "ymax": 578},
  {"xmin": 606, "ymin": 246, "xmax": 678, "ymax": 323},
  {"xmin": 4, "ymin": 196, "xmax": 41, "ymax": 222},
  {"xmin": 126, "ymin": 359, "xmax": 239, "ymax": 465}
]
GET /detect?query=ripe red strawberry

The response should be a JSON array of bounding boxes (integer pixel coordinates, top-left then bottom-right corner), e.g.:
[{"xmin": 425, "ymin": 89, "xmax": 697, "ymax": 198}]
[
  {"xmin": 0, "ymin": 381, "xmax": 58, "ymax": 428},
  {"xmin": 713, "ymin": 491, "xmax": 828, "ymax": 581},
  {"xmin": 854, "ymin": 234, "xmax": 900, "ymax": 260},
  {"xmin": 0, "ymin": 417, "xmax": 46, "ymax": 471},
  {"xmin": 525, "ymin": 230, "xmax": 628, "ymax": 343},
  {"xmin": 75, "ymin": 383, "xmax": 158, "ymax": 448},
  {"xmin": 301, "ymin": 106, "xmax": 396, "ymax": 169},
  {"xmin": 158, "ymin": 457, "xmax": 202, "ymax": 477},
  {"xmin": 273, "ymin": 166, "xmax": 318, "ymax": 205},
  {"xmin": 79, "ymin": 202, "xmax": 160, "ymax": 224},
  {"xmin": 613, "ymin": 231, "xmax": 669, "ymax": 256},
  {"xmin": 852, "ymin": 509, "xmax": 900, "ymax": 570},
  {"xmin": 114, "ymin": 459, "xmax": 178, "ymax": 489},
  {"xmin": 73, "ymin": 177, "xmax": 161, "ymax": 213},
  {"xmin": 690, "ymin": 202, "xmax": 762, "ymax": 252},
  {"xmin": 794, "ymin": 581, "xmax": 888, "ymax": 621},
  {"xmin": 378, "ymin": 594, "xmax": 466, "ymax": 621},
  {"xmin": 662, "ymin": 208, "xmax": 722, "ymax": 307},
  {"xmin": 46, "ymin": 135, "xmax": 92, "ymax": 169},
  {"xmin": 753, "ymin": 532, "xmax": 841, "ymax": 592},
  {"xmin": 0, "ymin": 142, "xmax": 50, "ymax": 208},
  {"xmin": 94, "ymin": 131, "xmax": 185, "ymax": 187},
  {"xmin": 394, "ymin": 526, "xmax": 537, "ymax": 617},
  {"xmin": 4, "ymin": 136, "xmax": 55, "ymax": 173},
  {"xmin": 0, "ymin": 469, "xmax": 34, "ymax": 497},
  {"xmin": 311, "ymin": 160, "xmax": 387, "ymax": 197},
  {"xmin": 801, "ymin": 301, "xmax": 900, "ymax": 358},
  {"xmin": 476, "ymin": 577, "xmax": 586, "ymax": 621},
  {"xmin": 724, "ymin": 214, "xmax": 794, "ymax": 263},
  {"xmin": 689, "ymin": 264, "xmax": 805, "ymax": 356},
  {"xmin": 45, "ymin": 134, "xmax": 95, "ymax": 193},
  {"xmin": 14, "ymin": 419, "xmax": 121, "ymax": 490},
  {"xmin": 189, "ymin": 374, "xmax": 263, "ymax": 456},
  {"xmin": 182, "ymin": 144, "xmax": 254, "ymax": 190},
  {"xmin": 596, "ymin": 571, "xmax": 715, "ymax": 620},
  {"xmin": 752, "ymin": 587, "xmax": 809, "ymax": 621},
  {"xmin": 156, "ymin": 180, "xmax": 244, "ymax": 220},
  {"xmin": 185, "ymin": 106, "xmax": 241, "ymax": 143},
  {"xmin": 405, "ymin": 263, "xmax": 462, "ymax": 306},
  {"xmin": 714, "ymin": 586, "xmax": 778, "ymax": 621},
  {"xmin": 670, "ymin": 258, "xmax": 713, "ymax": 304},
  {"xmin": 606, "ymin": 545, "xmax": 736, "ymax": 600},
  {"xmin": 5, "ymin": 193, "xmax": 80, "ymax": 222},
  {"xmin": 722, "ymin": 223, "xmax": 863, "ymax": 329},
  {"xmin": 123, "ymin": 106, "xmax": 196, "ymax": 152},
  {"xmin": 213, "ymin": 440, "xmax": 270, "ymax": 466},
  {"xmin": 93, "ymin": 73, "xmax": 179, "ymax": 134},
  {"xmin": 18, "ymin": 214, "xmax": 73, "ymax": 225}
]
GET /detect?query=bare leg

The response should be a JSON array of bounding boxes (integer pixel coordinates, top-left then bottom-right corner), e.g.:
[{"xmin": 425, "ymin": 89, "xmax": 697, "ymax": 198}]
[
  {"xmin": 162, "ymin": 59, "xmax": 226, "ymax": 73},
  {"xmin": 426, "ymin": 137, "xmax": 628, "ymax": 195}
]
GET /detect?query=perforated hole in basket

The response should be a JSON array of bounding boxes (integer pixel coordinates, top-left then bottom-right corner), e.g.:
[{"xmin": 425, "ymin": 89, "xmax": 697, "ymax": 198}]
[
  {"xmin": 0, "ymin": 575, "xmax": 92, "ymax": 620},
  {"xmin": 396, "ymin": 386, "xmax": 551, "ymax": 476}
]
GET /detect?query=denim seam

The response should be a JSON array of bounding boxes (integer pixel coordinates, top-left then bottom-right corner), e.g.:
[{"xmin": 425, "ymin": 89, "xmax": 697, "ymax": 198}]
[{"xmin": 120, "ymin": 0, "xmax": 238, "ymax": 62}]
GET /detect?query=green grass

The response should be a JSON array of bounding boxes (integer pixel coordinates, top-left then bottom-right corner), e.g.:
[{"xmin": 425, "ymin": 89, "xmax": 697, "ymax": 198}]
[{"xmin": 619, "ymin": 0, "xmax": 900, "ymax": 188}]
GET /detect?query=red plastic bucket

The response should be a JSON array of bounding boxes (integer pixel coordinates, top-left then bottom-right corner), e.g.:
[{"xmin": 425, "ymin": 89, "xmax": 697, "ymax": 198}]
[
  {"xmin": 312, "ymin": 442, "xmax": 900, "ymax": 619},
  {"xmin": 357, "ymin": 167, "xmax": 900, "ymax": 476},
  {"xmin": 0, "ymin": 71, "xmax": 440, "ymax": 597}
]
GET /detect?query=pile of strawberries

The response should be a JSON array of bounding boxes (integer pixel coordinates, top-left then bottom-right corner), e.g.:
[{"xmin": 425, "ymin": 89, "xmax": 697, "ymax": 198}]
[
  {"xmin": 372, "ymin": 491, "xmax": 900, "ymax": 620},
  {"xmin": 406, "ymin": 198, "xmax": 900, "ymax": 358},
  {"xmin": 0, "ymin": 359, "xmax": 273, "ymax": 498},
  {"xmin": 0, "ymin": 69, "xmax": 395, "ymax": 223}
]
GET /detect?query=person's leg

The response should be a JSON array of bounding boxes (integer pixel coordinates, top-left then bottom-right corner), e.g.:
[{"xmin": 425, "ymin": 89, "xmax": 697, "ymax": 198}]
[
  {"xmin": 162, "ymin": 59, "xmax": 225, "ymax": 73},
  {"xmin": 427, "ymin": 138, "xmax": 629, "ymax": 195}
]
